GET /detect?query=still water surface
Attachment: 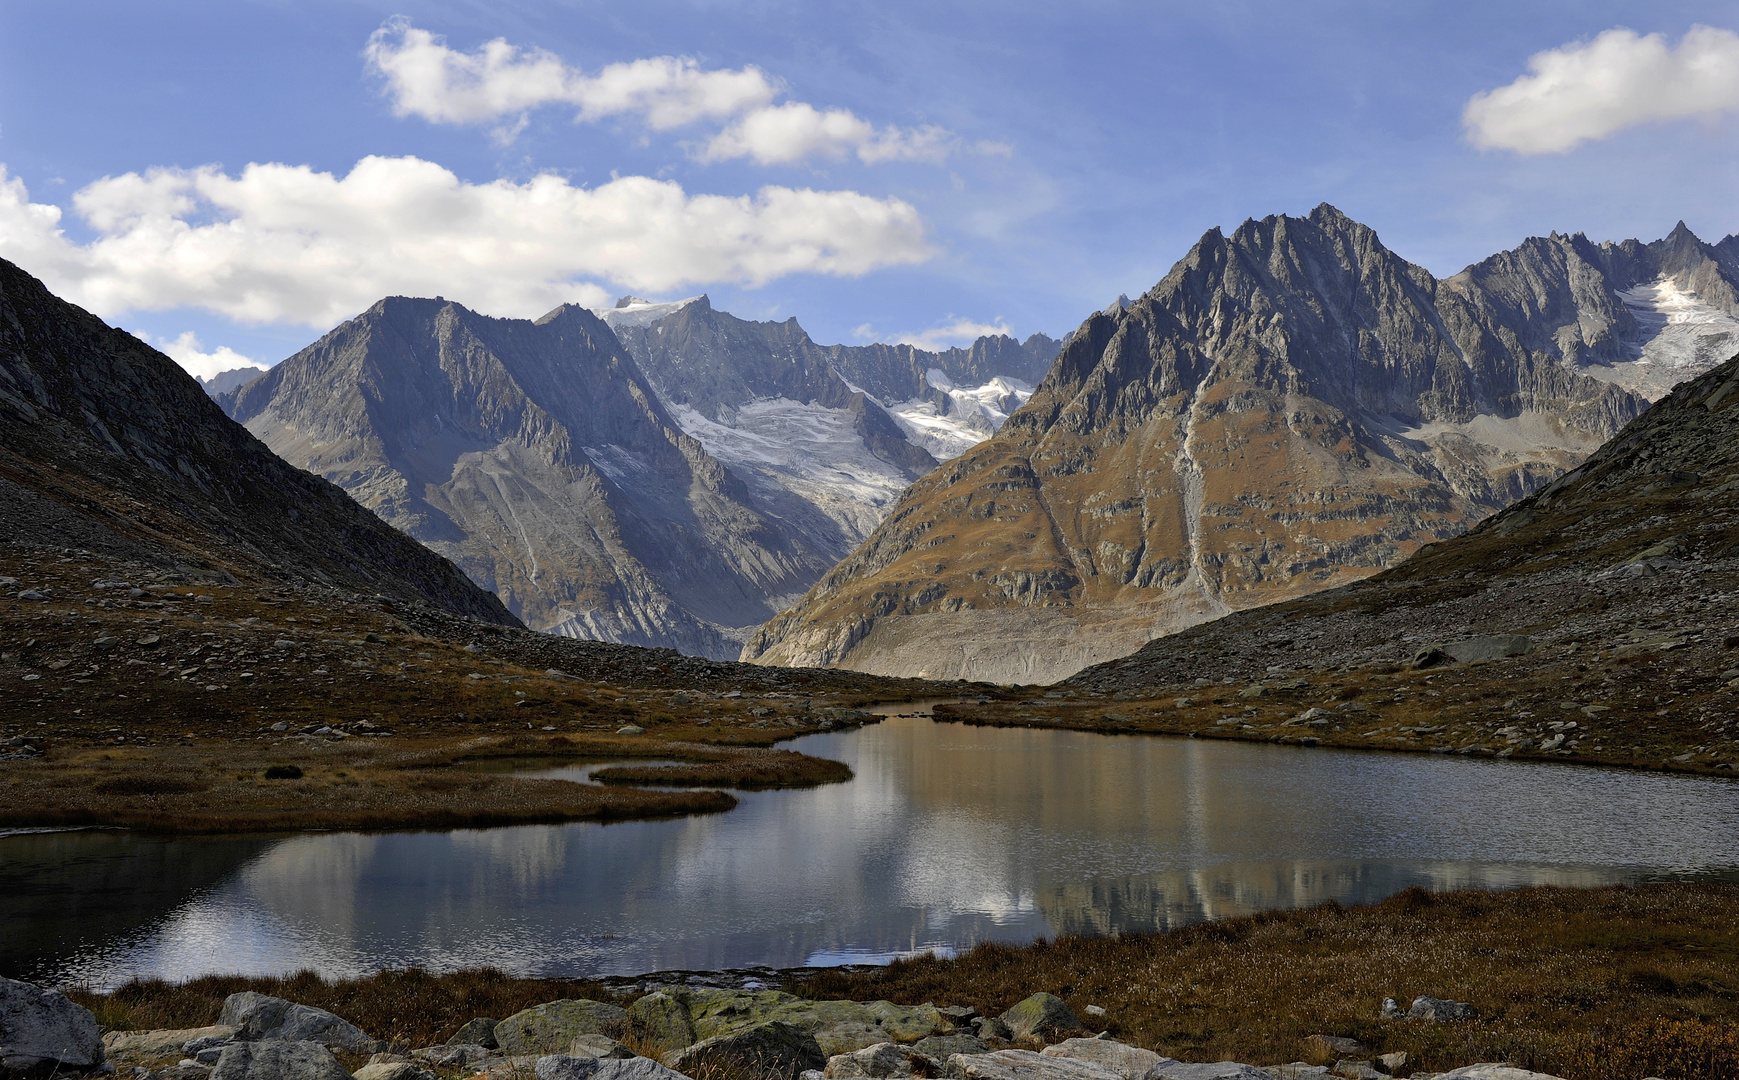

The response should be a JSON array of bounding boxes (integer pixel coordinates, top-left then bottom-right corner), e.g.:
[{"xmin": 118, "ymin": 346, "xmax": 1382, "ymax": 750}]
[{"xmin": 7, "ymin": 716, "xmax": 1739, "ymax": 988}]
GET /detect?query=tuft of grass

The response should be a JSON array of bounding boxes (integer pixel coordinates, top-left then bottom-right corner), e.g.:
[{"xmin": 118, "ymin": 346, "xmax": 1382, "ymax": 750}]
[
  {"xmin": 590, "ymin": 750, "xmax": 852, "ymax": 790},
  {"xmin": 263, "ymin": 765, "xmax": 303, "ymax": 780}
]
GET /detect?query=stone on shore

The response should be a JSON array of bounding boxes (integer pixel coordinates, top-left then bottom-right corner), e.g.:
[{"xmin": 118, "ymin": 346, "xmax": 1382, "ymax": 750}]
[
  {"xmin": 352, "ymin": 1059, "xmax": 435, "ymax": 1080},
  {"xmin": 103, "ymin": 1026, "xmax": 238, "ymax": 1068},
  {"xmin": 494, "ymin": 1001, "xmax": 629, "ymax": 1055},
  {"xmin": 0, "ymin": 975, "xmax": 105, "ymax": 1073},
  {"xmin": 1141, "ymin": 1064, "xmax": 1271, "ymax": 1080},
  {"xmin": 911, "ymin": 1037, "xmax": 989, "ymax": 1064},
  {"xmin": 446, "ymin": 1018, "xmax": 499, "ymax": 1049},
  {"xmin": 998, "ymin": 996, "xmax": 1081, "ymax": 1041},
  {"xmin": 535, "ymin": 1055, "xmax": 692, "ymax": 1080},
  {"xmin": 824, "ymin": 1042, "xmax": 935, "ymax": 1079},
  {"xmin": 569, "ymin": 1035, "xmax": 634, "ymax": 1060},
  {"xmin": 627, "ymin": 993, "xmax": 696, "ymax": 1053},
  {"xmin": 652, "ymin": 990, "xmax": 949, "ymax": 1057},
  {"xmin": 945, "ymin": 1050, "xmax": 1123, "ymax": 1080},
  {"xmin": 1407, "ymin": 996, "xmax": 1477, "ymax": 1022},
  {"xmin": 665, "ymin": 1020, "xmax": 825, "ymax": 1080},
  {"xmin": 411, "ymin": 1044, "xmax": 496, "ymax": 1071},
  {"xmin": 219, "ymin": 994, "xmax": 377, "ymax": 1053},
  {"xmin": 1040, "ymin": 1039, "xmax": 1170, "ymax": 1080},
  {"xmin": 208, "ymin": 1040, "xmax": 352, "ymax": 1080}
]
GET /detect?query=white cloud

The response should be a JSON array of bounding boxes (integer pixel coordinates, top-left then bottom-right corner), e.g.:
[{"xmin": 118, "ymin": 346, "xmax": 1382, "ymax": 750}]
[
  {"xmin": 366, "ymin": 19, "xmax": 962, "ymax": 165},
  {"xmin": 1464, "ymin": 25, "xmax": 1739, "ymax": 153},
  {"xmin": 893, "ymin": 317, "xmax": 1013, "ymax": 351},
  {"xmin": 699, "ymin": 103, "xmax": 955, "ymax": 165},
  {"xmin": 152, "ymin": 331, "xmax": 267, "ymax": 382},
  {"xmin": 0, "ymin": 157, "xmax": 930, "ymax": 328}
]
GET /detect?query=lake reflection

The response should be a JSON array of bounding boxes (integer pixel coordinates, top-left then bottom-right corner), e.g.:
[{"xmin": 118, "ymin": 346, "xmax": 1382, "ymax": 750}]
[{"xmin": 9, "ymin": 718, "xmax": 1739, "ymax": 988}]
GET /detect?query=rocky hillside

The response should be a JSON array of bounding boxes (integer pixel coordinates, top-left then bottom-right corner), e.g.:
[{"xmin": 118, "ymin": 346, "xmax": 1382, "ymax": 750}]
[
  {"xmin": 225, "ymin": 298, "xmax": 838, "ymax": 659},
  {"xmin": 0, "ymin": 257, "xmax": 515, "ymax": 625},
  {"xmin": 746, "ymin": 205, "xmax": 1656, "ymax": 683}
]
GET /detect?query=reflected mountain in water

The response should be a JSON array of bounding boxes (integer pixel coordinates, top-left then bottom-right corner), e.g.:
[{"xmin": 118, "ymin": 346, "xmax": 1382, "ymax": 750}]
[{"xmin": 10, "ymin": 719, "xmax": 1739, "ymax": 988}]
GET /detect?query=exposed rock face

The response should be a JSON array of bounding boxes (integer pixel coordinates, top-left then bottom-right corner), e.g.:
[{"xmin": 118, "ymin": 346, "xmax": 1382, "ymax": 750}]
[
  {"xmin": 227, "ymin": 298, "xmax": 832, "ymax": 659},
  {"xmin": 220, "ymin": 992, "xmax": 378, "ymax": 1053},
  {"xmin": 493, "ymin": 1000, "xmax": 629, "ymax": 1055},
  {"xmin": 745, "ymin": 205, "xmax": 1655, "ymax": 683},
  {"xmin": 199, "ymin": 367, "xmax": 266, "ymax": 399},
  {"xmin": 208, "ymin": 1041, "xmax": 353, "ymax": 1080},
  {"xmin": 0, "ymin": 258, "xmax": 513, "ymax": 626}
]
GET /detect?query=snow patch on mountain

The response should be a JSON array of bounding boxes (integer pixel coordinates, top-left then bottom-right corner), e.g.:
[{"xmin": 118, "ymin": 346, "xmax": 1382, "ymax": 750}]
[
  {"xmin": 1581, "ymin": 277, "xmax": 1739, "ymax": 400},
  {"xmin": 889, "ymin": 370, "xmax": 1035, "ymax": 459},
  {"xmin": 598, "ymin": 296, "xmax": 706, "ymax": 331},
  {"xmin": 668, "ymin": 399, "xmax": 916, "ymax": 550}
]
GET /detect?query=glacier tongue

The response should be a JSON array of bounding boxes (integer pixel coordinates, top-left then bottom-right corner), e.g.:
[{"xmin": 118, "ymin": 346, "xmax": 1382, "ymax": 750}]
[
  {"xmin": 1582, "ymin": 277, "xmax": 1739, "ymax": 400},
  {"xmin": 890, "ymin": 374, "xmax": 1035, "ymax": 459}
]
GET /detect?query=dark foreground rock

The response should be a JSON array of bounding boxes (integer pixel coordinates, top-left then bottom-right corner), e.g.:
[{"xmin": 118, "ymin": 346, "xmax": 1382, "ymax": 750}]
[
  {"xmin": 665, "ymin": 1020, "xmax": 825, "ymax": 1080},
  {"xmin": 0, "ymin": 976, "xmax": 104, "ymax": 1074}
]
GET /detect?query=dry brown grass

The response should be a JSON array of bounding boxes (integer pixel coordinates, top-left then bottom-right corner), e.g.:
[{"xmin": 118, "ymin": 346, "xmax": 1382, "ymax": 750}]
[
  {"xmin": 794, "ymin": 884, "xmax": 1739, "ymax": 1079},
  {"xmin": 590, "ymin": 749, "xmax": 853, "ymax": 789}
]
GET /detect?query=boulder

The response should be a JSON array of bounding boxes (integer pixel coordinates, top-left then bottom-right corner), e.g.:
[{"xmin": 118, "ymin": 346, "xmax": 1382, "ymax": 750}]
[
  {"xmin": 536, "ymin": 1057, "xmax": 693, "ymax": 1080},
  {"xmin": 1407, "ymin": 996, "xmax": 1477, "ymax": 1023},
  {"xmin": 446, "ymin": 1018, "xmax": 499, "ymax": 1049},
  {"xmin": 973, "ymin": 1019, "xmax": 1012, "ymax": 1043},
  {"xmin": 411, "ymin": 1044, "xmax": 496, "ymax": 1071},
  {"xmin": 1330, "ymin": 1063, "xmax": 1384, "ymax": 1080},
  {"xmin": 1377, "ymin": 1053, "xmax": 1406, "ymax": 1074},
  {"xmin": 495, "ymin": 1001, "xmax": 629, "ymax": 1055},
  {"xmin": 1141, "ymin": 1065, "xmax": 1271, "ymax": 1080},
  {"xmin": 208, "ymin": 1041, "xmax": 352, "ymax": 1080},
  {"xmin": 104, "ymin": 1026, "xmax": 237, "ymax": 1067},
  {"xmin": 1040, "ymin": 1040, "xmax": 1170, "ymax": 1080},
  {"xmin": 910, "ymin": 1037, "xmax": 988, "ymax": 1064},
  {"xmin": 1267, "ymin": 1067, "xmax": 1330, "ymax": 1080},
  {"xmin": 665, "ymin": 1020, "xmax": 825, "ymax": 1080},
  {"xmin": 352, "ymin": 1062, "xmax": 435, "ymax": 1080},
  {"xmin": 568, "ymin": 1036, "xmax": 634, "ymax": 1060},
  {"xmin": 0, "ymin": 975, "xmax": 105, "ymax": 1072},
  {"xmin": 824, "ymin": 1043, "xmax": 935, "ymax": 1078},
  {"xmin": 665, "ymin": 991, "xmax": 949, "ymax": 1056},
  {"xmin": 998, "ymin": 996, "xmax": 1080, "ymax": 1042},
  {"xmin": 1301, "ymin": 1038, "xmax": 1365, "ymax": 1059},
  {"xmin": 945, "ymin": 1050, "xmax": 1122, "ymax": 1080},
  {"xmin": 1414, "ymin": 636, "xmax": 1531, "ymax": 669},
  {"xmin": 627, "ymin": 994, "xmax": 696, "ymax": 1053},
  {"xmin": 219, "ymin": 994, "xmax": 377, "ymax": 1053}
]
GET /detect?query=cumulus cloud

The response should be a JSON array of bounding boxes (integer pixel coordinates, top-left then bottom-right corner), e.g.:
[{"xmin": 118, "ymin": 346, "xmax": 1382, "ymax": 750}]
[
  {"xmin": 366, "ymin": 19, "xmax": 963, "ymax": 164},
  {"xmin": 0, "ymin": 157, "xmax": 930, "ymax": 328},
  {"xmin": 1464, "ymin": 25, "xmax": 1739, "ymax": 153},
  {"xmin": 699, "ymin": 103, "xmax": 955, "ymax": 165},
  {"xmin": 893, "ymin": 317, "xmax": 1013, "ymax": 351},
  {"xmin": 151, "ymin": 331, "xmax": 267, "ymax": 382}
]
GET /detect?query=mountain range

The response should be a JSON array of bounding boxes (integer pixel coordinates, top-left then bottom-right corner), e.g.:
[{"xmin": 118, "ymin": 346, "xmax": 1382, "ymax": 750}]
[
  {"xmin": 746, "ymin": 206, "xmax": 1739, "ymax": 683},
  {"xmin": 222, "ymin": 296, "xmax": 1056, "ymax": 658}
]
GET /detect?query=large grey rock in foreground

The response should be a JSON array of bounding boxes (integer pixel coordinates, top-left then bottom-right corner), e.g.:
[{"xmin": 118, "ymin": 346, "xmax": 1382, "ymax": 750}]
[
  {"xmin": 1141, "ymin": 1064, "xmax": 1270, "ymax": 1080},
  {"xmin": 1041, "ymin": 1039, "xmax": 1173, "ymax": 1080},
  {"xmin": 495, "ymin": 1001, "xmax": 629, "ymax": 1055},
  {"xmin": 946, "ymin": 1050, "xmax": 1123, "ymax": 1080},
  {"xmin": 0, "ymin": 976, "xmax": 104, "ymax": 1072},
  {"xmin": 824, "ymin": 1042, "xmax": 934, "ymax": 1079},
  {"xmin": 998, "ymin": 996, "xmax": 1081, "ymax": 1041},
  {"xmin": 352, "ymin": 1059, "xmax": 435, "ymax": 1080},
  {"xmin": 208, "ymin": 1040, "xmax": 352, "ymax": 1080},
  {"xmin": 536, "ymin": 1055, "xmax": 693, "ymax": 1080},
  {"xmin": 911, "ymin": 1036, "xmax": 989, "ymax": 1063},
  {"xmin": 103, "ymin": 1025, "xmax": 237, "ymax": 1067},
  {"xmin": 626, "ymin": 993, "xmax": 696, "ymax": 1053},
  {"xmin": 219, "ymin": 994, "xmax": 377, "ymax": 1054},
  {"xmin": 445, "ymin": 1018, "xmax": 498, "ymax": 1049},
  {"xmin": 666, "ymin": 1020, "xmax": 825, "ymax": 1080}
]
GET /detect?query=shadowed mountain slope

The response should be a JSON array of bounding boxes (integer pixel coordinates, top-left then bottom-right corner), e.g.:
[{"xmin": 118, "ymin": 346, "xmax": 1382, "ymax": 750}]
[
  {"xmin": 226, "ymin": 298, "xmax": 832, "ymax": 659},
  {"xmin": 0, "ymin": 257, "xmax": 515, "ymax": 624},
  {"xmin": 746, "ymin": 205, "xmax": 1651, "ymax": 683}
]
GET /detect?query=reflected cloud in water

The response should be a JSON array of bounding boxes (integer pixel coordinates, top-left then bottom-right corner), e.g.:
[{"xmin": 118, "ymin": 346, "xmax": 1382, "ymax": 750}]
[{"xmin": 12, "ymin": 719, "xmax": 1739, "ymax": 988}]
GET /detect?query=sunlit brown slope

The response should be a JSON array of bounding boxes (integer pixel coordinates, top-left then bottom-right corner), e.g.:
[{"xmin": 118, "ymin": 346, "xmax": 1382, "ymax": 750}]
[{"xmin": 746, "ymin": 205, "xmax": 1643, "ymax": 683}]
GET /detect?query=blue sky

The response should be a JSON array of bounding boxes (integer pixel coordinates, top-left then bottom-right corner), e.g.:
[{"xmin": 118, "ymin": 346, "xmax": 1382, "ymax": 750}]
[{"xmin": 2, "ymin": 1, "xmax": 1737, "ymax": 377}]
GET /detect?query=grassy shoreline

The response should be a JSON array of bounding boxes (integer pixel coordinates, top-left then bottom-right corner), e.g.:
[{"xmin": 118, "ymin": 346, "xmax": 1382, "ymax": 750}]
[{"xmin": 59, "ymin": 883, "xmax": 1739, "ymax": 1080}]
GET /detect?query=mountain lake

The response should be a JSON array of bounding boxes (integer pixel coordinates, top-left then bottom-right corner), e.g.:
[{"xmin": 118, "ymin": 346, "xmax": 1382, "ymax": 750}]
[{"xmin": 7, "ymin": 707, "xmax": 1739, "ymax": 989}]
